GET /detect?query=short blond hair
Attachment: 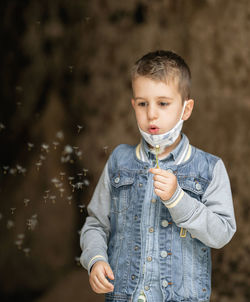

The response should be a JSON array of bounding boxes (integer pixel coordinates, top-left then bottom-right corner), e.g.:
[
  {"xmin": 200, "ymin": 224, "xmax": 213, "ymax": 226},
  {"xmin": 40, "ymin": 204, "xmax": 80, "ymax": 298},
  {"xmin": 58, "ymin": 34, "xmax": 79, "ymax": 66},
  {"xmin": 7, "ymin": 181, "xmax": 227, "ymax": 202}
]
[{"xmin": 131, "ymin": 50, "xmax": 191, "ymax": 101}]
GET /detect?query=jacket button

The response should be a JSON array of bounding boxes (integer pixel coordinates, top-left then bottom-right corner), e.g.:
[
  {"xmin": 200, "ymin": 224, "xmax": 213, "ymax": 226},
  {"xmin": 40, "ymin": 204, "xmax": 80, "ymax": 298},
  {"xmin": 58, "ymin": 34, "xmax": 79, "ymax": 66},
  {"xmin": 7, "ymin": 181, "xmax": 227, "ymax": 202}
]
[
  {"xmin": 161, "ymin": 220, "xmax": 169, "ymax": 227},
  {"xmin": 144, "ymin": 285, "xmax": 150, "ymax": 291},
  {"xmin": 139, "ymin": 183, "xmax": 143, "ymax": 187},
  {"xmin": 131, "ymin": 275, "xmax": 136, "ymax": 280},
  {"xmin": 151, "ymin": 198, "xmax": 157, "ymax": 203},
  {"xmin": 195, "ymin": 182, "xmax": 202, "ymax": 190},
  {"xmin": 149, "ymin": 227, "xmax": 154, "ymax": 233},
  {"xmin": 134, "ymin": 245, "xmax": 139, "ymax": 251},
  {"xmin": 147, "ymin": 256, "xmax": 152, "ymax": 262},
  {"xmin": 160, "ymin": 251, "xmax": 168, "ymax": 258},
  {"xmin": 162, "ymin": 280, "xmax": 169, "ymax": 287},
  {"xmin": 114, "ymin": 177, "xmax": 120, "ymax": 184}
]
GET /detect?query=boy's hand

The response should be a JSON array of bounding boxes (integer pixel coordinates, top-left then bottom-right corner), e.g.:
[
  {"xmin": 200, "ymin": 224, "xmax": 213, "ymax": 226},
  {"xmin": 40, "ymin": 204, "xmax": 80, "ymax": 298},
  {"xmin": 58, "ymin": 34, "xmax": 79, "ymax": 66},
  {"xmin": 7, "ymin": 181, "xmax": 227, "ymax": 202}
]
[
  {"xmin": 149, "ymin": 168, "xmax": 177, "ymax": 201},
  {"xmin": 89, "ymin": 261, "xmax": 114, "ymax": 294}
]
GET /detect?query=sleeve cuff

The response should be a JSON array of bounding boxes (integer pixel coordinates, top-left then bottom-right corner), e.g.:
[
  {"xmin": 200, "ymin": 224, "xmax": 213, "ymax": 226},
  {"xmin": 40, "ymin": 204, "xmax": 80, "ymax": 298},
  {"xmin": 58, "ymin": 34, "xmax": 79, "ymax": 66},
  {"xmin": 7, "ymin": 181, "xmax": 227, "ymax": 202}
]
[
  {"xmin": 161, "ymin": 184, "xmax": 185, "ymax": 208},
  {"xmin": 87, "ymin": 255, "xmax": 108, "ymax": 275}
]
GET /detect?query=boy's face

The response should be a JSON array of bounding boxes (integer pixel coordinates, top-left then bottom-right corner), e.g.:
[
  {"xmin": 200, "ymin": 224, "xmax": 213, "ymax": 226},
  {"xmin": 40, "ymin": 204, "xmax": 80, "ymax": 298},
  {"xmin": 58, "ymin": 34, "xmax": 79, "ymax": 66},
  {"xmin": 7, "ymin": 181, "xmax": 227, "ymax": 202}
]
[{"xmin": 131, "ymin": 76, "xmax": 193, "ymax": 136}]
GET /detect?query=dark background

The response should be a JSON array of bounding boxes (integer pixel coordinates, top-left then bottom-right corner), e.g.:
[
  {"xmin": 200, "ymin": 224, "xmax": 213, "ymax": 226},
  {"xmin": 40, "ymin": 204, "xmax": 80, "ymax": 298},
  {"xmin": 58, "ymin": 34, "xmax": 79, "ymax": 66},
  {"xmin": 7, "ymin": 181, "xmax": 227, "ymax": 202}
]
[{"xmin": 0, "ymin": 0, "xmax": 249, "ymax": 301}]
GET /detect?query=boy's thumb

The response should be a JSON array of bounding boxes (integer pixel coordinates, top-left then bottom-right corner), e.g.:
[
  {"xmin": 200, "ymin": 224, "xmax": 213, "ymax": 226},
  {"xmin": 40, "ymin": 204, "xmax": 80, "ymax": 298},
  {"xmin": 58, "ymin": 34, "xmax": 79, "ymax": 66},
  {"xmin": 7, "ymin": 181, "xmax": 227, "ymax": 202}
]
[{"xmin": 105, "ymin": 264, "xmax": 114, "ymax": 280}]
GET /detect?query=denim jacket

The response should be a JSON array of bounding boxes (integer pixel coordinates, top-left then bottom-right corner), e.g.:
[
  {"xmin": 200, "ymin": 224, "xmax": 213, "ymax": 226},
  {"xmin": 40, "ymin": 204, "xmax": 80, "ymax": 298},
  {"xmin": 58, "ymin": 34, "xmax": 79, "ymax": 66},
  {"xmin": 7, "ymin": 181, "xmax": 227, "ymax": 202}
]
[{"xmin": 80, "ymin": 138, "xmax": 236, "ymax": 302}]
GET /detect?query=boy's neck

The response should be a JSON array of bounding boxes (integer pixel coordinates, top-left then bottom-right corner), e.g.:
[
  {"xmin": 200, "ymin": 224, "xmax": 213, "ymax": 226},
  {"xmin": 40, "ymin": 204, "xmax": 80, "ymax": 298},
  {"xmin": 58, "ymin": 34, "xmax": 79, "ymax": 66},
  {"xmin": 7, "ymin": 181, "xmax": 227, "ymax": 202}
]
[{"xmin": 148, "ymin": 134, "xmax": 182, "ymax": 160}]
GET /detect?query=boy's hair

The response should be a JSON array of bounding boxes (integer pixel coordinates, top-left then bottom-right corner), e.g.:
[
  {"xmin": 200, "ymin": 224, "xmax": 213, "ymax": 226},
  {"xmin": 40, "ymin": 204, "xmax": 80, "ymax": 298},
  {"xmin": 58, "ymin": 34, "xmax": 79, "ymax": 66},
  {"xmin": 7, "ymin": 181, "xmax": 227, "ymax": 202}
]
[{"xmin": 131, "ymin": 50, "xmax": 191, "ymax": 101}]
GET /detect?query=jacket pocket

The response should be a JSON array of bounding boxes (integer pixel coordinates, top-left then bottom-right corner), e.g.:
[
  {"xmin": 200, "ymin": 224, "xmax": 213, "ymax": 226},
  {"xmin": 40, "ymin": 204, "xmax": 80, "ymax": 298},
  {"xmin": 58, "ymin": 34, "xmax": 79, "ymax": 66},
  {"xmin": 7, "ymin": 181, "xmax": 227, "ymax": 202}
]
[
  {"xmin": 110, "ymin": 170, "xmax": 135, "ymax": 213},
  {"xmin": 177, "ymin": 175, "xmax": 208, "ymax": 202}
]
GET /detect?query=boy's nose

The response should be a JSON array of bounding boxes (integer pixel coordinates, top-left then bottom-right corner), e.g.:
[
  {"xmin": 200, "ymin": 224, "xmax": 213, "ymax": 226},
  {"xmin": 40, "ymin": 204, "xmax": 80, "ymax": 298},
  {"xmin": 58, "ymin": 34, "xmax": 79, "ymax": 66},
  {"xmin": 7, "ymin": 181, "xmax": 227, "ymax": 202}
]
[{"xmin": 147, "ymin": 105, "xmax": 158, "ymax": 120}]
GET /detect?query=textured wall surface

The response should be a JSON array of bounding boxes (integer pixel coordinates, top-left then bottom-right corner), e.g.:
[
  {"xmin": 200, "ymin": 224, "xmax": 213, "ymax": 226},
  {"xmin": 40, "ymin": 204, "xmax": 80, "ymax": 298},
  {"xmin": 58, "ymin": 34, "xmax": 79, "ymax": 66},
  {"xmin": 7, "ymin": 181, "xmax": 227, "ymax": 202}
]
[{"xmin": 0, "ymin": 1, "xmax": 249, "ymax": 301}]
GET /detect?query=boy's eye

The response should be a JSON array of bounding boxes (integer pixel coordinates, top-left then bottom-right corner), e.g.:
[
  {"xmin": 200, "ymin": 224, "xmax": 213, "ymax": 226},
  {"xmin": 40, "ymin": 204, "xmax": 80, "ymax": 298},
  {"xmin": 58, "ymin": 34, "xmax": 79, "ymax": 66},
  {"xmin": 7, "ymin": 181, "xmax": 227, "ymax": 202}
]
[
  {"xmin": 138, "ymin": 102, "xmax": 147, "ymax": 107},
  {"xmin": 159, "ymin": 102, "xmax": 169, "ymax": 106}
]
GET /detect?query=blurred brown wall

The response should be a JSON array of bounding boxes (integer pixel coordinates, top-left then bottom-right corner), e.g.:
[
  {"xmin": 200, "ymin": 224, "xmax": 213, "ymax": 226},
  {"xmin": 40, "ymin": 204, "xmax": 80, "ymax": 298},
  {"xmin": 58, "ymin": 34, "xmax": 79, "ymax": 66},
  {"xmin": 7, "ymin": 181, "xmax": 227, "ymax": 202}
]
[{"xmin": 0, "ymin": 1, "xmax": 249, "ymax": 301}]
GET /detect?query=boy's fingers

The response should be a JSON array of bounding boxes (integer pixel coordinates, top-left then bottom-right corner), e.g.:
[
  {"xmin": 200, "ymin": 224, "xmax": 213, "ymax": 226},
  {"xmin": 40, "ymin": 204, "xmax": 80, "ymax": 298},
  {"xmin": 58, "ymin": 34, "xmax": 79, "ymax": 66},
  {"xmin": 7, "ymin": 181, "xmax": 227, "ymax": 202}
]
[
  {"xmin": 94, "ymin": 274, "xmax": 113, "ymax": 292},
  {"xmin": 149, "ymin": 168, "xmax": 174, "ymax": 176},
  {"xmin": 104, "ymin": 263, "xmax": 115, "ymax": 280},
  {"xmin": 97, "ymin": 272, "xmax": 114, "ymax": 290}
]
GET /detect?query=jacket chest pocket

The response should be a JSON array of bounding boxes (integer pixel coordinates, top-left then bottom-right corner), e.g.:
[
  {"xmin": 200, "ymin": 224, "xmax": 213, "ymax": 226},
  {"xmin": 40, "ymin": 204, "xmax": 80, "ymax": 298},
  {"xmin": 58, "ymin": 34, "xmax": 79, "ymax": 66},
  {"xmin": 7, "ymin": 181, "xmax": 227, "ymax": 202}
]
[
  {"xmin": 177, "ymin": 175, "xmax": 208, "ymax": 201},
  {"xmin": 110, "ymin": 170, "xmax": 135, "ymax": 213}
]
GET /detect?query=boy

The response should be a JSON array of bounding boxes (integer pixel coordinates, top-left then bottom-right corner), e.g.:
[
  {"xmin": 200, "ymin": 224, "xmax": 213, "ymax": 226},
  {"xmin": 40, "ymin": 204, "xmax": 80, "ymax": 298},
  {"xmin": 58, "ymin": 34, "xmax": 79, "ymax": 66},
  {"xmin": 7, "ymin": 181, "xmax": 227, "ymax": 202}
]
[{"xmin": 80, "ymin": 50, "xmax": 236, "ymax": 302}]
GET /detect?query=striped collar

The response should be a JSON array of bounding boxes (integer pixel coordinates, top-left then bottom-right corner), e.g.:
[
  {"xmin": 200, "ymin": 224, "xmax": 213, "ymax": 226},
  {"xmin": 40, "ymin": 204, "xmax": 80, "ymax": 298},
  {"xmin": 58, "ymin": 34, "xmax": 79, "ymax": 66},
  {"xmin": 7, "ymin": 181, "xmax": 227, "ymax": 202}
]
[{"xmin": 135, "ymin": 133, "xmax": 192, "ymax": 165}]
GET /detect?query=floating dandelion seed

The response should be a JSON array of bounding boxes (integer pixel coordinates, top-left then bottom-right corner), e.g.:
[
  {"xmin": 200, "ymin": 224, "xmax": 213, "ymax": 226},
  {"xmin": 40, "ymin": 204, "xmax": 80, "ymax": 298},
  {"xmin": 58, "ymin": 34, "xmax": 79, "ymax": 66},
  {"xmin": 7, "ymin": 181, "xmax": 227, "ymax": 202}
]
[
  {"xmin": 75, "ymin": 182, "xmax": 83, "ymax": 190},
  {"xmin": 3, "ymin": 166, "xmax": 10, "ymax": 174},
  {"xmin": 0, "ymin": 123, "xmax": 6, "ymax": 131},
  {"xmin": 59, "ymin": 188, "xmax": 65, "ymax": 197},
  {"xmin": 83, "ymin": 179, "xmax": 90, "ymax": 186},
  {"xmin": 78, "ymin": 204, "xmax": 85, "ymax": 213},
  {"xmin": 67, "ymin": 195, "xmax": 73, "ymax": 205},
  {"xmin": 77, "ymin": 173, "xmax": 83, "ymax": 179},
  {"xmin": 24, "ymin": 198, "xmax": 30, "ymax": 206},
  {"xmin": 103, "ymin": 146, "xmax": 109, "ymax": 154},
  {"xmin": 83, "ymin": 168, "xmax": 88, "ymax": 176},
  {"xmin": 10, "ymin": 207, "xmax": 16, "ymax": 214},
  {"xmin": 50, "ymin": 195, "xmax": 56, "ymax": 204},
  {"xmin": 17, "ymin": 233, "xmax": 25, "ymax": 240},
  {"xmin": 56, "ymin": 131, "xmax": 64, "ymax": 141},
  {"xmin": 68, "ymin": 65, "xmax": 74, "ymax": 73},
  {"xmin": 71, "ymin": 184, "xmax": 76, "ymax": 193},
  {"xmin": 43, "ymin": 195, "xmax": 48, "ymax": 203},
  {"xmin": 76, "ymin": 150, "xmax": 82, "ymax": 159},
  {"xmin": 61, "ymin": 155, "xmax": 71, "ymax": 163},
  {"xmin": 28, "ymin": 214, "xmax": 38, "ymax": 230},
  {"xmin": 75, "ymin": 256, "xmax": 81, "ymax": 266},
  {"xmin": 68, "ymin": 176, "xmax": 74, "ymax": 185},
  {"xmin": 40, "ymin": 154, "xmax": 46, "ymax": 161},
  {"xmin": 9, "ymin": 168, "xmax": 17, "ymax": 175},
  {"xmin": 73, "ymin": 146, "xmax": 79, "ymax": 151},
  {"xmin": 77, "ymin": 125, "xmax": 83, "ymax": 134},
  {"xmin": 51, "ymin": 178, "xmax": 60, "ymax": 184},
  {"xmin": 35, "ymin": 161, "xmax": 42, "ymax": 171},
  {"xmin": 60, "ymin": 172, "xmax": 66, "ymax": 180},
  {"xmin": 41, "ymin": 143, "xmax": 49, "ymax": 153},
  {"xmin": 16, "ymin": 164, "xmax": 23, "ymax": 173},
  {"xmin": 7, "ymin": 220, "xmax": 14, "ymax": 229},
  {"xmin": 64, "ymin": 145, "xmax": 73, "ymax": 154},
  {"xmin": 23, "ymin": 248, "xmax": 30, "ymax": 257},
  {"xmin": 15, "ymin": 240, "xmax": 23, "ymax": 249},
  {"xmin": 15, "ymin": 86, "xmax": 23, "ymax": 93},
  {"xmin": 26, "ymin": 219, "xmax": 32, "ymax": 230},
  {"xmin": 55, "ymin": 182, "xmax": 63, "ymax": 189},
  {"xmin": 52, "ymin": 141, "xmax": 59, "ymax": 149},
  {"xmin": 27, "ymin": 142, "xmax": 34, "ymax": 151}
]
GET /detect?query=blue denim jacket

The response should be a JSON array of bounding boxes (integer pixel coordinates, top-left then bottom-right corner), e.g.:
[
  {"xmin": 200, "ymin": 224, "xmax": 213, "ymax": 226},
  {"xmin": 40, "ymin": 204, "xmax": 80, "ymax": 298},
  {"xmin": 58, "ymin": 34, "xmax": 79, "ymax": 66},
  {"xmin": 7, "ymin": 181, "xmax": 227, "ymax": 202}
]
[{"xmin": 80, "ymin": 136, "xmax": 236, "ymax": 302}]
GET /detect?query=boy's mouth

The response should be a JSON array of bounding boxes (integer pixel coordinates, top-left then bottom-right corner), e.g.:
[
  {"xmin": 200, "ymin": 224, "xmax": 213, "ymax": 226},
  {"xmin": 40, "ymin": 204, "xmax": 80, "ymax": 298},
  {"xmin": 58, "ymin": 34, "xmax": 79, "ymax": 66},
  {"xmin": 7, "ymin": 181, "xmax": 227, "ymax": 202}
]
[{"xmin": 148, "ymin": 125, "xmax": 160, "ymax": 134}]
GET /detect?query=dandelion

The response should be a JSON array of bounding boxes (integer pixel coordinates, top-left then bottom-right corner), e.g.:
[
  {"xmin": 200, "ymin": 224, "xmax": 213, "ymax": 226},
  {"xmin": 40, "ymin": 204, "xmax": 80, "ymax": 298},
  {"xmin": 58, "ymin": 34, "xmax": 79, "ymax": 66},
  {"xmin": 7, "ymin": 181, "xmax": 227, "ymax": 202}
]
[
  {"xmin": 3, "ymin": 166, "xmax": 9, "ymax": 174},
  {"xmin": 10, "ymin": 207, "xmax": 16, "ymax": 214},
  {"xmin": 103, "ymin": 146, "xmax": 109, "ymax": 154},
  {"xmin": 24, "ymin": 198, "xmax": 30, "ymax": 206},
  {"xmin": 75, "ymin": 256, "xmax": 81, "ymax": 266},
  {"xmin": 83, "ymin": 179, "xmax": 90, "ymax": 186},
  {"xmin": 41, "ymin": 143, "xmax": 49, "ymax": 153},
  {"xmin": 23, "ymin": 248, "xmax": 31, "ymax": 257},
  {"xmin": 67, "ymin": 195, "xmax": 73, "ymax": 205},
  {"xmin": 50, "ymin": 195, "xmax": 56, "ymax": 204},
  {"xmin": 59, "ymin": 188, "xmax": 65, "ymax": 197},
  {"xmin": 56, "ymin": 131, "xmax": 64, "ymax": 141},
  {"xmin": 77, "ymin": 125, "xmax": 83, "ymax": 134},
  {"xmin": 68, "ymin": 176, "xmax": 74, "ymax": 185},
  {"xmin": 15, "ymin": 240, "xmax": 23, "ymax": 249},
  {"xmin": 64, "ymin": 145, "xmax": 73, "ymax": 154},
  {"xmin": 7, "ymin": 220, "xmax": 15, "ymax": 229},
  {"xmin": 35, "ymin": 161, "xmax": 42, "ymax": 171},
  {"xmin": 9, "ymin": 168, "xmax": 17, "ymax": 175},
  {"xmin": 52, "ymin": 141, "xmax": 59, "ymax": 149},
  {"xmin": 83, "ymin": 168, "xmax": 88, "ymax": 176},
  {"xmin": 78, "ymin": 204, "xmax": 85, "ymax": 213},
  {"xmin": 60, "ymin": 172, "xmax": 66, "ymax": 180},
  {"xmin": 27, "ymin": 142, "xmax": 34, "ymax": 151},
  {"xmin": 0, "ymin": 123, "xmax": 6, "ymax": 131}
]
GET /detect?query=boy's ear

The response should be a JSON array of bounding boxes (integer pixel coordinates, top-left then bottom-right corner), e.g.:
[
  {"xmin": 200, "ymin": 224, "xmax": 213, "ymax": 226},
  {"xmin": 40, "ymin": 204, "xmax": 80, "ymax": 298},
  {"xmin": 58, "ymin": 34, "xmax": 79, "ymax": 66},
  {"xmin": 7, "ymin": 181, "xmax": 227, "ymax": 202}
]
[
  {"xmin": 131, "ymin": 98, "xmax": 135, "ymax": 109},
  {"xmin": 183, "ymin": 99, "xmax": 194, "ymax": 121}
]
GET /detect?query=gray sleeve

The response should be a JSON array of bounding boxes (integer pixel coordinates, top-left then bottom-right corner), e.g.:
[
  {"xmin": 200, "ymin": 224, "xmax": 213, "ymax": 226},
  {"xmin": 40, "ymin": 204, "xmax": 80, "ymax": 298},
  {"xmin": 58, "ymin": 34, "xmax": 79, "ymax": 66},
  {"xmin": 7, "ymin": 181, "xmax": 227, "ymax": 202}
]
[
  {"xmin": 168, "ymin": 159, "xmax": 236, "ymax": 249},
  {"xmin": 79, "ymin": 161, "xmax": 111, "ymax": 274}
]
